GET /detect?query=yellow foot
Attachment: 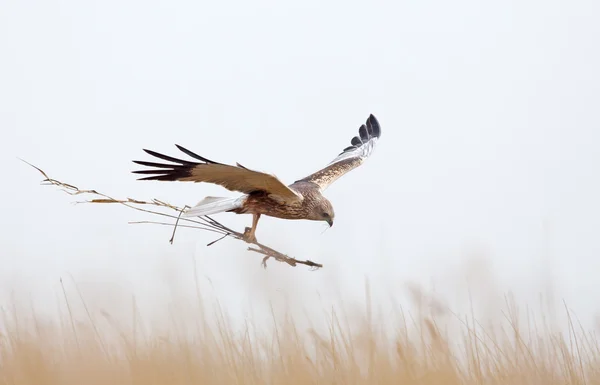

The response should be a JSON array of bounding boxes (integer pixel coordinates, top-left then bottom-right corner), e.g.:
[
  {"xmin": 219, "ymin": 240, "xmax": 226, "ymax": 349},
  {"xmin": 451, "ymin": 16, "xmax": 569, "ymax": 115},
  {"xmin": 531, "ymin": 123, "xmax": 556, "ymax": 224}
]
[{"xmin": 242, "ymin": 227, "xmax": 257, "ymax": 244}]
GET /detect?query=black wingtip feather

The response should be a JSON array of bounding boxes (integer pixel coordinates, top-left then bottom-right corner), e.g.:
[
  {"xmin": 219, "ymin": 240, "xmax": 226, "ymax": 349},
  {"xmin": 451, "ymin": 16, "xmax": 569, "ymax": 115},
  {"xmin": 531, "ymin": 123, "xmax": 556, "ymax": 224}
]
[
  {"xmin": 358, "ymin": 125, "xmax": 369, "ymax": 142},
  {"xmin": 132, "ymin": 160, "xmax": 183, "ymax": 169},
  {"xmin": 367, "ymin": 114, "xmax": 381, "ymax": 138},
  {"xmin": 132, "ymin": 169, "xmax": 170, "ymax": 175},
  {"xmin": 142, "ymin": 149, "xmax": 197, "ymax": 166},
  {"xmin": 175, "ymin": 144, "xmax": 222, "ymax": 165},
  {"xmin": 135, "ymin": 173, "xmax": 188, "ymax": 181}
]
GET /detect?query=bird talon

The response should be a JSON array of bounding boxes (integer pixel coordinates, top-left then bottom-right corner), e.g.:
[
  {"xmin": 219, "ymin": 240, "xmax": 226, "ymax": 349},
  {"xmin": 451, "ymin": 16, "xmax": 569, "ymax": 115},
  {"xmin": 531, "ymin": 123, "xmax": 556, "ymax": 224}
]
[{"xmin": 242, "ymin": 227, "xmax": 257, "ymax": 244}]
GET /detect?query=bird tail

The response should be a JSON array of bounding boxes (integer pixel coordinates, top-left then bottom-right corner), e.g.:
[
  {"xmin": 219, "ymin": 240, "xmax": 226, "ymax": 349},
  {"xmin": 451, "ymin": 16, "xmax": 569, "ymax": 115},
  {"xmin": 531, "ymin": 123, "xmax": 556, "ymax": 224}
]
[{"xmin": 182, "ymin": 196, "xmax": 245, "ymax": 218}]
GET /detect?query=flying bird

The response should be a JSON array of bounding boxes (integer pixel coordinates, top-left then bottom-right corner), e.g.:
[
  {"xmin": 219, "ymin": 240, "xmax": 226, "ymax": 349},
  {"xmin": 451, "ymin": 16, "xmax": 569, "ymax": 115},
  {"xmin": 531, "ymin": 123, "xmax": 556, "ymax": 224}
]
[{"xmin": 132, "ymin": 114, "xmax": 381, "ymax": 243}]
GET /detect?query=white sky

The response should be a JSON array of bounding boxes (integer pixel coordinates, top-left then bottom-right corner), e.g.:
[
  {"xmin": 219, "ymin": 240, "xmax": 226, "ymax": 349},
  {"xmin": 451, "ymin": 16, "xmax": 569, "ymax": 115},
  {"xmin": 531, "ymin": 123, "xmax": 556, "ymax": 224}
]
[{"xmin": 1, "ymin": 0, "xmax": 599, "ymax": 333}]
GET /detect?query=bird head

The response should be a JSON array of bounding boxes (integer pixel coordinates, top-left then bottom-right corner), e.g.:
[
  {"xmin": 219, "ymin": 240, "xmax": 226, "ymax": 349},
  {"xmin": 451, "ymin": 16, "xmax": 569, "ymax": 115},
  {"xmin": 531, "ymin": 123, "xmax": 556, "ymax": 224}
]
[{"xmin": 311, "ymin": 198, "xmax": 335, "ymax": 227}]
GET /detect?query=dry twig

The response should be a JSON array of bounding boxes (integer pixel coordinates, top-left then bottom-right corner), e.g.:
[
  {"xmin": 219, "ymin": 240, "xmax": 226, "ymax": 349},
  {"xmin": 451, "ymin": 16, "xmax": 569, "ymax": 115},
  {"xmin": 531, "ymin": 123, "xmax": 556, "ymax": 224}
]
[{"xmin": 21, "ymin": 159, "xmax": 323, "ymax": 270}]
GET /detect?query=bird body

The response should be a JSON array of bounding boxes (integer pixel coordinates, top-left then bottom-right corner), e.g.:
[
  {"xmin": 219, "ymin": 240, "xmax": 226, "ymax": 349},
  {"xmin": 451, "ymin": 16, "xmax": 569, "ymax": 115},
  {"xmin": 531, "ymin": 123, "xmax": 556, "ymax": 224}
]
[
  {"xmin": 233, "ymin": 181, "xmax": 332, "ymax": 221},
  {"xmin": 132, "ymin": 114, "xmax": 381, "ymax": 243}
]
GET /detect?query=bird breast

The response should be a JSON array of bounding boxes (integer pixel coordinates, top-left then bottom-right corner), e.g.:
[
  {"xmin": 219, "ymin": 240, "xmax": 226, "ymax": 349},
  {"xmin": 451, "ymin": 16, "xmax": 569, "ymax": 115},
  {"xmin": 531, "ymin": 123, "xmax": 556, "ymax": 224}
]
[{"xmin": 239, "ymin": 183, "xmax": 322, "ymax": 220}]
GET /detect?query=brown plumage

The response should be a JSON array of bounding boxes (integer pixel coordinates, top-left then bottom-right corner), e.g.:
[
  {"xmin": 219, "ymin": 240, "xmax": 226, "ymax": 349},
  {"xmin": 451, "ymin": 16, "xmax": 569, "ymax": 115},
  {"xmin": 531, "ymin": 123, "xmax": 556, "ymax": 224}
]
[{"xmin": 132, "ymin": 114, "xmax": 381, "ymax": 243}]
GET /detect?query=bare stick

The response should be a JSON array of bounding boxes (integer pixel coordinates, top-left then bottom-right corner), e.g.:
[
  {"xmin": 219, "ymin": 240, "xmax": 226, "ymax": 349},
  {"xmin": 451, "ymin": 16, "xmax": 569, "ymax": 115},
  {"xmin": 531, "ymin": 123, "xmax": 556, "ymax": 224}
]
[
  {"xmin": 170, "ymin": 205, "xmax": 191, "ymax": 244},
  {"xmin": 21, "ymin": 159, "xmax": 323, "ymax": 270}
]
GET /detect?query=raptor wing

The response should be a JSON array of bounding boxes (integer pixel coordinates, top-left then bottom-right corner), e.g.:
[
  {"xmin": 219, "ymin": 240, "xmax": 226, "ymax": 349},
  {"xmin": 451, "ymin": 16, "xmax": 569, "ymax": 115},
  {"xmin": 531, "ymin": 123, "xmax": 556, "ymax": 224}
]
[{"xmin": 132, "ymin": 144, "xmax": 302, "ymax": 203}]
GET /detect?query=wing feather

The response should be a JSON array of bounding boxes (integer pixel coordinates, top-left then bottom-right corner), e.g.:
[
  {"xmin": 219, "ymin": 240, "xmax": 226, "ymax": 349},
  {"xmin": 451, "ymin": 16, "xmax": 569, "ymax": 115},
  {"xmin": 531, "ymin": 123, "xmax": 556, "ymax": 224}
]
[
  {"xmin": 295, "ymin": 114, "xmax": 381, "ymax": 191},
  {"xmin": 351, "ymin": 136, "xmax": 362, "ymax": 146},
  {"xmin": 132, "ymin": 145, "xmax": 302, "ymax": 203}
]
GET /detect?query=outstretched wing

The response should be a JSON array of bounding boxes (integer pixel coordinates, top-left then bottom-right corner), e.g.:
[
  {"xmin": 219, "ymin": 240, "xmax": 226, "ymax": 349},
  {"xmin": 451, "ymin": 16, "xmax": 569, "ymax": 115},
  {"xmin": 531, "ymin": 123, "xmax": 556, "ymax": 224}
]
[
  {"xmin": 132, "ymin": 144, "xmax": 302, "ymax": 203},
  {"xmin": 295, "ymin": 114, "xmax": 381, "ymax": 191}
]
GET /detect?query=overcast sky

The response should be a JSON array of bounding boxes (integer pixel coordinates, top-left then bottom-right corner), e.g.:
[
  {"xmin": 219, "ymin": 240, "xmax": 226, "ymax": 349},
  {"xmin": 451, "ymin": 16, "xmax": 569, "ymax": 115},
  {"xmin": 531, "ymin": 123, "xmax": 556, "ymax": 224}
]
[{"xmin": 1, "ymin": 0, "xmax": 599, "ymax": 332}]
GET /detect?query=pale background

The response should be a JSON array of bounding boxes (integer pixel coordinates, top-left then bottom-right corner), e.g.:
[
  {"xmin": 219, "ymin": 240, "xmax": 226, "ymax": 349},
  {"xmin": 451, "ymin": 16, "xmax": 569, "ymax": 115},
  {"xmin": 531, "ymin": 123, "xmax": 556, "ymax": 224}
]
[{"xmin": 1, "ymin": 0, "xmax": 599, "ymax": 333}]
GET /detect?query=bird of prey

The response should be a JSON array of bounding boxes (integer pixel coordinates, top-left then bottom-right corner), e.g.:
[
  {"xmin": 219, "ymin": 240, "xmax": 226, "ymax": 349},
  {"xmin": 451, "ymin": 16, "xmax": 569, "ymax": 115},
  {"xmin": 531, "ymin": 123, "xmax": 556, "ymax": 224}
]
[{"xmin": 132, "ymin": 114, "xmax": 381, "ymax": 243}]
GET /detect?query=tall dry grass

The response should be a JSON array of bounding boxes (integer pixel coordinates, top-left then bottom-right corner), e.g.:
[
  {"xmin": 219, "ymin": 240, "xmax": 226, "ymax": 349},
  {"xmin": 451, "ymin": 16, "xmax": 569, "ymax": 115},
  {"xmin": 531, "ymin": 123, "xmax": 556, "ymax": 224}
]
[{"xmin": 0, "ymin": 274, "xmax": 599, "ymax": 385}]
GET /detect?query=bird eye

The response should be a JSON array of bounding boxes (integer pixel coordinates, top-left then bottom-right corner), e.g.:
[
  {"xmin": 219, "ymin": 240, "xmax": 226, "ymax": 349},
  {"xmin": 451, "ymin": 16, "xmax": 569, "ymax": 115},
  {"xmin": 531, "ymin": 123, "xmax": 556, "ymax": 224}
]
[{"xmin": 322, "ymin": 212, "xmax": 329, "ymax": 218}]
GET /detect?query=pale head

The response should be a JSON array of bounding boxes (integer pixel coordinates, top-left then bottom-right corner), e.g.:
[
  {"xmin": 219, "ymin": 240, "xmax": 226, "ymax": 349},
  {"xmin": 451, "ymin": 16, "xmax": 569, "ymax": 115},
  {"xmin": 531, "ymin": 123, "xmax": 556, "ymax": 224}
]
[{"xmin": 309, "ymin": 197, "xmax": 335, "ymax": 227}]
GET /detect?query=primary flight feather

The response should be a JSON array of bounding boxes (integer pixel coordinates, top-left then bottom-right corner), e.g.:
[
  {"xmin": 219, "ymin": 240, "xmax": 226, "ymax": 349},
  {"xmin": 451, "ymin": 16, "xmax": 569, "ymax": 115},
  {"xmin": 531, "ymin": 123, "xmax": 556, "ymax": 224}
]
[{"xmin": 132, "ymin": 114, "xmax": 382, "ymax": 243}]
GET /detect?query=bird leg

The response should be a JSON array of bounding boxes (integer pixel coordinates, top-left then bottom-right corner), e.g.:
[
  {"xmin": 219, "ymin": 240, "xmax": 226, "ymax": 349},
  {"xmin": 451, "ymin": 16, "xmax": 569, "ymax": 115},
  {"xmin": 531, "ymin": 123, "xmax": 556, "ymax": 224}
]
[{"xmin": 243, "ymin": 213, "xmax": 261, "ymax": 244}]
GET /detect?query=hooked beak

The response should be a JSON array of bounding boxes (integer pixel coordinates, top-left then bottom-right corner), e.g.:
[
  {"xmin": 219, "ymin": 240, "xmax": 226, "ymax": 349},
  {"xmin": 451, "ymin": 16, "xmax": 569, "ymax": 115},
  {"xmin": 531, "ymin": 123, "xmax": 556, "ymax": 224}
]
[{"xmin": 326, "ymin": 218, "xmax": 334, "ymax": 227}]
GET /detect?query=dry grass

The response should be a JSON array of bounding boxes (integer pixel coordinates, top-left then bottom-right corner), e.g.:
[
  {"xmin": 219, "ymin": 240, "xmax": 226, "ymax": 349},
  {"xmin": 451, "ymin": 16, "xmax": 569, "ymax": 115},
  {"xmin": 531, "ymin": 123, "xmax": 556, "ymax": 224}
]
[{"xmin": 0, "ymin": 275, "xmax": 599, "ymax": 385}]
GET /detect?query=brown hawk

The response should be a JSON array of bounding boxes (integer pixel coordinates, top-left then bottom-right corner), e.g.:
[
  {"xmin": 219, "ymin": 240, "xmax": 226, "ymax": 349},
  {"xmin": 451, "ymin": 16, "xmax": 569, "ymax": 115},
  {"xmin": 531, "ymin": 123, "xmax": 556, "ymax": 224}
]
[{"xmin": 132, "ymin": 114, "xmax": 381, "ymax": 243}]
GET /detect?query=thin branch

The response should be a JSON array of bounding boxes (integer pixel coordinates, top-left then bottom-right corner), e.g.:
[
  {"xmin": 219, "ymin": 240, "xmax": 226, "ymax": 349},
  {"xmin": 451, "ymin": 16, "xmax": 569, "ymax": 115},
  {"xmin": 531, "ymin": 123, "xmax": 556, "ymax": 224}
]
[
  {"xmin": 170, "ymin": 204, "xmax": 191, "ymax": 244},
  {"xmin": 21, "ymin": 159, "xmax": 323, "ymax": 270}
]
